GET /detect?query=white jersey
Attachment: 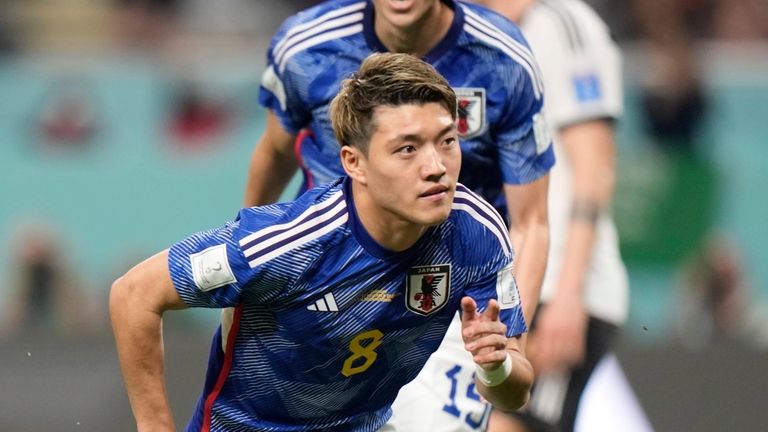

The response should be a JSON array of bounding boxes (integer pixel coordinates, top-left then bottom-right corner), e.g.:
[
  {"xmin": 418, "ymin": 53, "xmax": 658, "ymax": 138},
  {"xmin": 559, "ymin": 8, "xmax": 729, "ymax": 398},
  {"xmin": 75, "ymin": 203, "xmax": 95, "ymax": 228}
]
[
  {"xmin": 387, "ymin": 1, "xmax": 628, "ymax": 431},
  {"xmin": 522, "ymin": 0, "xmax": 629, "ymax": 325}
]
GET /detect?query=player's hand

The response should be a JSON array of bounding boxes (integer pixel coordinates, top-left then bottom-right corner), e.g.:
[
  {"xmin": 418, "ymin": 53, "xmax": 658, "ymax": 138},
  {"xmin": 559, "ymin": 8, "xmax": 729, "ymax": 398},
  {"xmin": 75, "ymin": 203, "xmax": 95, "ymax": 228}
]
[
  {"xmin": 528, "ymin": 291, "xmax": 587, "ymax": 374},
  {"xmin": 460, "ymin": 296, "xmax": 509, "ymax": 371}
]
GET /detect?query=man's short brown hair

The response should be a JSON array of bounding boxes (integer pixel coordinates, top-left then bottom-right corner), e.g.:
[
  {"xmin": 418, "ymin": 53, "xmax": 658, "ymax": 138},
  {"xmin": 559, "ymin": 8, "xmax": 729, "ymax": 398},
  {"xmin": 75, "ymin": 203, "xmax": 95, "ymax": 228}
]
[{"xmin": 329, "ymin": 53, "xmax": 457, "ymax": 154}]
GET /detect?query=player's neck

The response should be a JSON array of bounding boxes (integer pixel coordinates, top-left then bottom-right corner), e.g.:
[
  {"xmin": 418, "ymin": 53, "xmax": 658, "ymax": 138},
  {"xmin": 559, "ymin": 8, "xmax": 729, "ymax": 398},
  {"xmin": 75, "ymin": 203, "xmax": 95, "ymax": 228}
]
[
  {"xmin": 351, "ymin": 183, "xmax": 429, "ymax": 252},
  {"xmin": 492, "ymin": 0, "xmax": 537, "ymax": 24},
  {"xmin": 374, "ymin": 2, "xmax": 454, "ymax": 58}
]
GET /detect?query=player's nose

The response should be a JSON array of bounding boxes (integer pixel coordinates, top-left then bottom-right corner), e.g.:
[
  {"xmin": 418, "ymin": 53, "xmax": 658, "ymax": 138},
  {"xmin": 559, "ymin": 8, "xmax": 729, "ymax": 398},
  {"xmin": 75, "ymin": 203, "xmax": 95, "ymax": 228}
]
[{"xmin": 420, "ymin": 144, "xmax": 447, "ymax": 179}]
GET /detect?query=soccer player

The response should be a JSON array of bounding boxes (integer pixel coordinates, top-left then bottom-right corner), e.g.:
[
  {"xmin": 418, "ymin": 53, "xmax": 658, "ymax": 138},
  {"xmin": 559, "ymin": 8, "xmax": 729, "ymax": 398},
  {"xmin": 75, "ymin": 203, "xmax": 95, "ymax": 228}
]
[
  {"xmin": 110, "ymin": 52, "xmax": 533, "ymax": 432},
  {"xmin": 469, "ymin": 1, "xmax": 634, "ymax": 431},
  {"xmin": 247, "ymin": 4, "xmax": 552, "ymax": 429}
]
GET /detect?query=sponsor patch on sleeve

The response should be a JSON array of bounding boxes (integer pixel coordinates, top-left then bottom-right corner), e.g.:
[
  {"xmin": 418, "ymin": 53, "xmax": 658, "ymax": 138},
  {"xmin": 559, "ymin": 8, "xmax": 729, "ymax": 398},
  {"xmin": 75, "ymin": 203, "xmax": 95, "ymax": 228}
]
[
  {"xmin": 573, "ymin": 73, "xmax": 602, "ymax": 102},
  {"xmin": 190, "ymin": 244, "xmax": 236, "ymax": 292},
  {"xmin": 261, "ymin": 65, "xmax": 287, "ymax": 111},
  {"xmin": 496, "ymin": 264, "xmax": 520, "ymax": 309}
]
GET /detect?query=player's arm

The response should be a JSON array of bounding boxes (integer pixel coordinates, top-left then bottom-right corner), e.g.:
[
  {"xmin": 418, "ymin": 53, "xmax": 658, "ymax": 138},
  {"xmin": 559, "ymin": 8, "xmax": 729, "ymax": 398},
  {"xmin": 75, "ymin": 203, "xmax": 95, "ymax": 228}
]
[
  {"xmin": 109, "ymin": 249, "xmax": 188, "ymax": 431},
  {"xmin": 461, "ymin": 297, "xmax": 534, "ymax": 411},
  {"xmin": 531, "ymin": 119, "xmax": 616, "ymax": 372},
  {"xmin": 555, "ymin": 119, "xmax": 616, "ymax": 297},
  {"xmin": 504, "ymin": 174, "xmax": 550, "ymax": 325},
  {"xmin": 243, "ymin": 110, "xmax": 298, "ymax": 206}
]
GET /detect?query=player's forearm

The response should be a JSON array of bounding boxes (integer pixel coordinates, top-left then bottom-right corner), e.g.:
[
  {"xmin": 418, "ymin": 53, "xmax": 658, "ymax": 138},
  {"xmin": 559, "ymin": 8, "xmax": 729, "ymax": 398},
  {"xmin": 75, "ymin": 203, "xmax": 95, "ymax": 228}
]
[
  {"xmin": 557, "ymin": 121, "xmax": 617, "ymax": 299},
  {"xmin": 110, "ymin": 277, "xmax": 176, "ymax": 431},
  {"xmin": 509, "ymin": 217, "xmax": 549, "ymax": 325},
  {"xmin": 476, "ymin": 348, "xmax": 534, "ymax": 412},
  {"xmin": 554, "ymin": 207, "xmax": 599, "ymax": 300}
]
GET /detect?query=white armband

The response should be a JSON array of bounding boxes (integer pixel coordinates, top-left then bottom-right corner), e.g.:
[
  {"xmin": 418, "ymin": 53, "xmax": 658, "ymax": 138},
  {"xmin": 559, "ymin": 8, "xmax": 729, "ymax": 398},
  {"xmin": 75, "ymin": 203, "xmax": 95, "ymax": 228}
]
[{"xmin": 475, "ymin": 353, "xmax": 513, "ymax": 387}]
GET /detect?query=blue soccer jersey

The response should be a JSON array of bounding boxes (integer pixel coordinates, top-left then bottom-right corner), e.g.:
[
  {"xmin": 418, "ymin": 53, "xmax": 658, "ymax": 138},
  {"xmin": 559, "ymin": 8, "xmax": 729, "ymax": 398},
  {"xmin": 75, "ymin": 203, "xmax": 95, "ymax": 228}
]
[
  {"xmin": 168, "ymin": 178, "xmax": 526, "ymax": 431},
  {"xmin": 259, "ymin": 0, "xmax": 555, "ymax": 216}
]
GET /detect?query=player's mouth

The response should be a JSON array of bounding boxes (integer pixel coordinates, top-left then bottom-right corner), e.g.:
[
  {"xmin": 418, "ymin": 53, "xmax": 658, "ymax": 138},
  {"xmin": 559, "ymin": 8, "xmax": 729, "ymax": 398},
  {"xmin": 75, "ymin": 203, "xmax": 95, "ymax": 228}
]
[{"xmin": 419, "ymin": 184, "xmax": 450, "ymax": 201}]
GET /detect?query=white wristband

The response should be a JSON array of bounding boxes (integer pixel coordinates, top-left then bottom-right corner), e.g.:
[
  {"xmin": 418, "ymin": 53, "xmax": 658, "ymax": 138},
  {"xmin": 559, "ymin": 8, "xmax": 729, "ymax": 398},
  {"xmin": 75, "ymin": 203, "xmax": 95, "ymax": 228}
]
[{"xmin": 475, "ymin": 353, "xmax": 513, "ymax": 387}]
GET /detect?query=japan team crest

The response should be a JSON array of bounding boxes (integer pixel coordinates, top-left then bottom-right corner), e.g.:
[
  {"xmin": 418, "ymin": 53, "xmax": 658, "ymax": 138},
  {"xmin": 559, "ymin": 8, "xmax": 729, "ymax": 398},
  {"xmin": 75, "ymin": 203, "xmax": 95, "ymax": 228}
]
[
  {"xmin": 454, "ymin": 88, "xmax": 486, "ymax": 139},
  {"xmin": 406, "ymin": 264, "xmax": 451, "ymax": 316}
]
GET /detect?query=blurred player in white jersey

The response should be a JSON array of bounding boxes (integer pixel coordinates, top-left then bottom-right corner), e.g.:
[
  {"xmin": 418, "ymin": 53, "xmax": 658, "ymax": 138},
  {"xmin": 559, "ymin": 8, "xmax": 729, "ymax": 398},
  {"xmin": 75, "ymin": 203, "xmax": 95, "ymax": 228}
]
[
  {"xmin": 486, "ymin": 1, "xmax": 631, "ymax": 430},
  {"xmin": 389, "ymin": 1, "xmax": 652, "ymax": 431}
]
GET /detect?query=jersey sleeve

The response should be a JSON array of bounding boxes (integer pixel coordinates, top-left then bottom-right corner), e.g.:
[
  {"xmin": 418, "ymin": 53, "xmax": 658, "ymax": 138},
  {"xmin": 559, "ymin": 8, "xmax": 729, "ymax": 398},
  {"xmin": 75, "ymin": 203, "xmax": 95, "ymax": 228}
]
[
  {"xmin": 524, "ymin": 2, "xmax": 623, "ymax": 129},
  {"xmin": 258, "ymin": 16, "xmax": 312, "ymax": 134},
  {"xmin": 168, "ymin": 217, "xmax": 253, "ymax": 308},
  {"xmin": 493, "ymin": 35, "xmax": 555, "ymax": 186},
  {"xmin": 455, "ymin": 191, "xmax": 527, "ymax": 337},
  {"xmin": 464, "ymin": 259, "xmax": 527, "ymax": 338}
]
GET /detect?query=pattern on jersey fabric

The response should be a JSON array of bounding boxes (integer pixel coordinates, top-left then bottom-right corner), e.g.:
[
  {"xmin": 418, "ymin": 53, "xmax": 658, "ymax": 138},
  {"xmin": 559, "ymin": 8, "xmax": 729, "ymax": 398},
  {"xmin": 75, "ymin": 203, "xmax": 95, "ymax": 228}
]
[{"xmin": 168, "ymin": 179, "xmax": 526, "ymax": 431}]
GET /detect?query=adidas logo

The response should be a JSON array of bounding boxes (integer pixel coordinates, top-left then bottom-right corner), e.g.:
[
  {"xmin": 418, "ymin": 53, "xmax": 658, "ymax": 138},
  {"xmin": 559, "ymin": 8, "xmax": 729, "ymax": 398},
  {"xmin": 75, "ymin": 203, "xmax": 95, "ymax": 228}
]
[{"xmin": 307, "ymin": 292, "xmax": 339, "ymax": 312}]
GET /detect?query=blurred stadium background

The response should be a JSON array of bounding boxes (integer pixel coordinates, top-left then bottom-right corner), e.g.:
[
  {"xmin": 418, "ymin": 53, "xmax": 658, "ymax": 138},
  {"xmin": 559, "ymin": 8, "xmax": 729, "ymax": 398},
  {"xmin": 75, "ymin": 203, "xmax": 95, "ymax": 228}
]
[{"xmin": 0, "ymin": 1, "xmax": 766, "ymax": 430}]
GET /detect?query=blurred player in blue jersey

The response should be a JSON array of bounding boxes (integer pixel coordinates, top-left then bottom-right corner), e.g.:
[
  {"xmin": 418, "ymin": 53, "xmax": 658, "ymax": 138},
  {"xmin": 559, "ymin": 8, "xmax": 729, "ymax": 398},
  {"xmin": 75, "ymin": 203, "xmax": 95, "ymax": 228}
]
[
  {"xmin": 245, "ymin": 0, "xmax": 553, "ymax": 319},
  {"xmin": 110, "ymin": 52, "xmax": 533, "ymax": 432},
  {"xmin": 246, "ymin": 3, "xmax": 553, "ymax": 429}
]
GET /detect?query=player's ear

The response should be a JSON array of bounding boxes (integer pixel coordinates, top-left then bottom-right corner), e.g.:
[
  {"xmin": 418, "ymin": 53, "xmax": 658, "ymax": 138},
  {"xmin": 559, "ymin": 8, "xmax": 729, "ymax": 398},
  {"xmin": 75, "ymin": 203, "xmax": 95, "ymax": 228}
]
[{"xmin": 340, "ymin": 145, "xmax": 367, "ymax": 185}]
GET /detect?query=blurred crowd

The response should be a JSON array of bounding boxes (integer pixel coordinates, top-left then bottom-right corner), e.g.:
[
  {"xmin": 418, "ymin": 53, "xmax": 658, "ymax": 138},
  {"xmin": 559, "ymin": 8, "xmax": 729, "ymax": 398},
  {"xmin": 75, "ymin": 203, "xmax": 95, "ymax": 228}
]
[
  {"xmin": 0, "ymin": 1, "xmax": 764, "ymax": 56},
  {"xmin": 1, "ymin": 0, "xmax": 766, "ymax": 154},
  {"xmin": 0, "ymin": 0, "xmax": 315, "ymax": 54}
]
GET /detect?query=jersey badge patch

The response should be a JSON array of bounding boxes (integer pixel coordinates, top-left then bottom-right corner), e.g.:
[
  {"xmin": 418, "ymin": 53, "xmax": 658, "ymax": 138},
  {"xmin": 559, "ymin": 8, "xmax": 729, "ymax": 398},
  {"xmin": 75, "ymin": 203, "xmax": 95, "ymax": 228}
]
[
  {"xmin": 496, "ymin": 264, "xmax": 520, "ymax": 310},
  {"xmin": 573, "ymin": 73, "xmax": 602, "ymax": 102},
  {"xmin": 532, "ymin": 112, "xmax": 552, "ymax": 155},
  {"xmin": 190, "ymin": 244, "xmax": 236, "ymax": 292},
  {"xmin": 455, "ymin": 88, "xmax": 486, "ymax": 139},
  {"xmin": 406, "ymin": 264, "xmax": 451, "ymax": 316}
]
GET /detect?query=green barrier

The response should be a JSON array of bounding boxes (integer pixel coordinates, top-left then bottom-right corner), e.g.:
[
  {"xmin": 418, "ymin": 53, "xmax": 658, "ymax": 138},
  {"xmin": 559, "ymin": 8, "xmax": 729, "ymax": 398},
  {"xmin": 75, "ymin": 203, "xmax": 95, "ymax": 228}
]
[{"xmin": 614, "ymin": 148, "xmax": 718, "ymax": 265}]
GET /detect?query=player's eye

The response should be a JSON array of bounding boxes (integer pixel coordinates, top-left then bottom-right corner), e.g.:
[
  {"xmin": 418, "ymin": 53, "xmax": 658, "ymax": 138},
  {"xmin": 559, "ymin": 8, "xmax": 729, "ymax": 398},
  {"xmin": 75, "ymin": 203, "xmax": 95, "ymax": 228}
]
[{"xmin": 396, "ymin": 145, "xmax": 416, "ymax": 154}]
